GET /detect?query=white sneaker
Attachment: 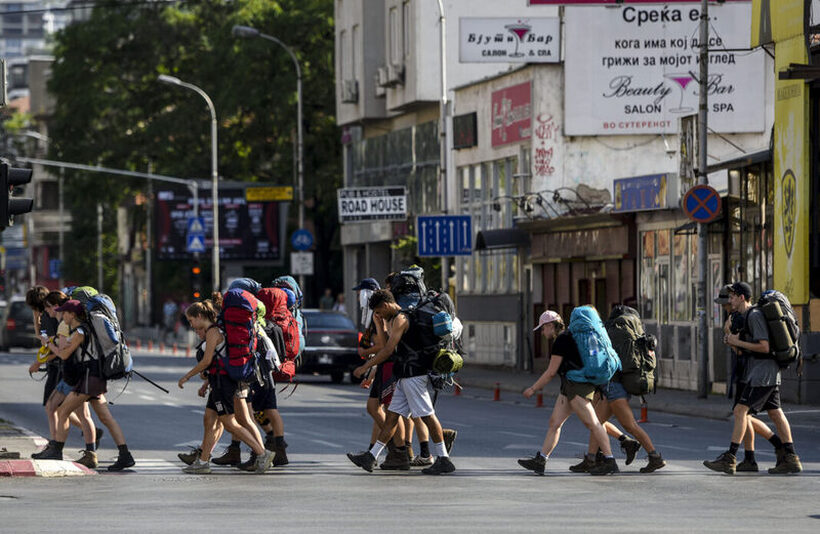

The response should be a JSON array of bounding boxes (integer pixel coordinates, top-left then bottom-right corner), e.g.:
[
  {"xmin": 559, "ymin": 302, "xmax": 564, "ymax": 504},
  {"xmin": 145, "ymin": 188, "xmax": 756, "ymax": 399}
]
[
  {"xmin": 182, "ymin": 459, "xmax": 211, "ymax": 474},
  {"xmin": 254, "ymin": 450, "xmax": 276, "ymax": 474}
]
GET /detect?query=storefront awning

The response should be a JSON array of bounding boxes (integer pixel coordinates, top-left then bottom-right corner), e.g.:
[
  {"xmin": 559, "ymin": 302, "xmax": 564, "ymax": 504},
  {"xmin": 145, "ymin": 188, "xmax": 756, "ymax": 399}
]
[
  {"xmin": 706, "ymin": 148, "xmax": 771, "ymax": 174},
  {"xmin": 475, "ymin": 229, "xmax": 530, "ymax": 251}
]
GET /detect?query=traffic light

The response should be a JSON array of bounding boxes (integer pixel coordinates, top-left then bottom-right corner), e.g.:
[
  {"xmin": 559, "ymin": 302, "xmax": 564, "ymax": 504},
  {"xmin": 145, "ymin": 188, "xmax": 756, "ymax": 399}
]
[
  {"xmin": 0, "ymin": 161, "xmax": 33, "ymax": 228},
  {"xmin": 191, "ymin": 262, "xmax": 202, "ymax": 299}
]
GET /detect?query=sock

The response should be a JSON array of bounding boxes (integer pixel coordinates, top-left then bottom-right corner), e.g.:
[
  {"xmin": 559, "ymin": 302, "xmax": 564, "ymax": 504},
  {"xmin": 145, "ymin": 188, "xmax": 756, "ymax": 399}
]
[
  {"xmin": 618, "ymin": 435, "xmax": 627, "ymax": 442},
  {"xmin": 54, "ymin": 441, "xmax": 65, "ymax": 452},
  {"xmin": 371, "ymin": 440, "xmax": 387, "ymax": 459},
  {"xmin": 648, "ymin": 450, "xmax": 658, "ymax": 457},
  {"xmin": 537, "ymin": 451, "xmax": 548, "ymax": 460},
  {"xmin": 728, "ymin": 442, "xmax": 740, "ymax": 456},
  {"xmin": 420, "ymin": 441, "xmax": 431, "ymax": 457},
  {"xmin": 230, "ymin": 440, "xmax": 240, "ymax": 448},
  {"xmin": 768, "ymin": 435, "xmax": 783, "ymax": 449},
  {"xmin": 604, "ymin": 455, "xmax": 614, "ymax": 460},
  {"xmin": 784, "ymin": 442, "xmax": 796, "ymax": 455},
  {"xmin": 744, "ymin": 450, "xmax": 756, "ymax": 463},
  {"xmin": 275, "ymin": 436, "xmax": 286, "ymax": 448},
  {"xmin": 433, "ymin": 441, "xmax": 449, "ymax": 458},
  {"xmin": 117, "ymin": 444, "xmax": 129, "ymax": 455},
  {"xmin": 85, "ymin": 443, "xmax": 95, "ymax": 452}
]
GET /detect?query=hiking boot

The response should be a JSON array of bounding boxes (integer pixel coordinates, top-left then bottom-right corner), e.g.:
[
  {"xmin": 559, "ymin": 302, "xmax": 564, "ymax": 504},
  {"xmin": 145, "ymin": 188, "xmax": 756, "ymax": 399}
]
[
  {"xmin": 517, "ymin": 453, "xmax": 546, "ymax": 475},
  {"xmin": 569, "ymin": 455, "xmax": 596, "ymax": 473},
  {"xmin": 32, "ymin": 442, "xmax": 61, "ymax": 460},
  {"xmin": 735, "ymin": 459, "xmax": 759, "ymax": 473},
  {"xmin": 95, "ymin": 427, "xmax": 104, "ymax": 450},
  {"xmin": 347, "ymin": 450, "xmax": 377, "ymax": 473},
  {"xmin": 254, "ymin": 450, "xmax": 276, "ymax": 474},
  {"xmin": 182, "ymin": 459, "xmax": 211, "ymax": 474},
  {"xmin": 620, "ymin": 438, "xmax": 641, "ymax": 465},
  {"xmin": 768, "ymin": 453, "xmax": 802, "ymax": 474},
  {"xmin": 264, "ymin": 435, "xmax": 276, "ymax": 452},
  {"xmin": 273, "ymin": 445, "xmax": 289, "ymax": 467},
  {"xmin": 107, "ymin": 451, "xmax": 135, "ymax": 471},
  {"xmin": 422, "ymin": 456, "xmax": 456, "ymax": 475},
  {"xmin": 380, "ymin": 447, "xmax": 410, "ymax": 470},
  {"xmin": 410, "ymin": 455, "xmax": 434, "ymax": 467},
  {"xmin": 774, "ymin": 447, "xmax": 785, "ymax": 466},
  {"xmin": 442, "ymin": 429, "xmax": 458, "ymax": 455},
  {"xmin": 238, "ymin": 452, "xmax": 258, "ymax": 472},
  {"xmin": 703, "ymin": 452, "xmax": 736, "ymax": 475},
  {"xmin": 639, "ymin": 453, "xmax": 667, "ymax": 473},
  {"xmin": 75, "ymin": 450, "xmax": 98, "ymax": 469},
  {"xmin": 211, "ymin": 445, "xmax": 241, "ymax": 466},
  {"xmin": 589, "ymin": 457, "xmax": 619, "ymax": 475},
  {"xmin": 178, "ymin": 447, "xmax": 202, "ymax": 466}
]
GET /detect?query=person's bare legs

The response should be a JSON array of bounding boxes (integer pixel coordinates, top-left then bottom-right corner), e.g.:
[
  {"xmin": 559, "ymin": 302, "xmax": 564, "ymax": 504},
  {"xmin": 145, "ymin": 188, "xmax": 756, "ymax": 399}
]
[
  {"xmin": 540, "ymin": 394, "xmax": 573, "ymax": 456},
  {"xmin": 768, "ymin": 408, "xmax": 793, "ymax": 443},
  {"xmin": 199, "ymin": 408, "xmax": 221, "ymax": 461},
  {"xmin": 89, "ymin": 396, "xmax": 126, "ymax": 446},
  {"xmin": 571, "ymin": 396, "xmax": 612, "ymax": 456},
  {"xmin": 234, "ymin": 396, "xmax": 264, "ymax": 451},
  {"xmin": 610, "ymin": 398, "xmax": 655, "ymax": 452}
]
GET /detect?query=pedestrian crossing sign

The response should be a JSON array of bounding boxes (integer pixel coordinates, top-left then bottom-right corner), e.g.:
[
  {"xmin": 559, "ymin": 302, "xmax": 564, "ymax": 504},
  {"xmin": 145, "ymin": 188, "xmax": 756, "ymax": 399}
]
[{"xmin": 186, "ymin": 234, "xmax": 206, "ymax": 253}]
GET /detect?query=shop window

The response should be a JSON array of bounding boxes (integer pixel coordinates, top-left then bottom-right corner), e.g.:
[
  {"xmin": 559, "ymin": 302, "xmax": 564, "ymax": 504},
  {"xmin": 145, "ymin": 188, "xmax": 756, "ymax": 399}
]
[
  {"xmin": 640, "ymin": 231, "xmax": 656, "ymax": 320},
  {"xmin": 672, "ymin": 234, "xmax": 689, "ymax": 321}
]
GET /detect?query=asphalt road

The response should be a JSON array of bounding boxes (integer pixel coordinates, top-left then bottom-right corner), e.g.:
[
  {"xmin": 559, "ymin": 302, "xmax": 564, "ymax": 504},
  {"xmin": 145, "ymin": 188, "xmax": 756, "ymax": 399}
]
[{"xmin": 2, "ymin": 350, "xmax": 820, "ymax": 532}]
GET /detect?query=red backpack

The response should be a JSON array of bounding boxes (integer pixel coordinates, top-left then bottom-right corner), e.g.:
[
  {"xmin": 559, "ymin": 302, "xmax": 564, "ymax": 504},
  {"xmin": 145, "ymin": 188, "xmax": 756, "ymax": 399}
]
[
  {"xmin": 219, "ymin": 289, "xmax": 259, "ymax": 382},
  {"xmin": 257, "ymin": 288, "xmax": 300, "ymax": 383}
]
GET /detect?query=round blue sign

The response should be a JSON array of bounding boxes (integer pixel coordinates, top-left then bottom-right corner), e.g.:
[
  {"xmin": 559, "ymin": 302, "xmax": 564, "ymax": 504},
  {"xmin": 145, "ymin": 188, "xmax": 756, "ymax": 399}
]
[{"xmin": 291, "ymin": 229, "xmax": 314, "ymax": 251}]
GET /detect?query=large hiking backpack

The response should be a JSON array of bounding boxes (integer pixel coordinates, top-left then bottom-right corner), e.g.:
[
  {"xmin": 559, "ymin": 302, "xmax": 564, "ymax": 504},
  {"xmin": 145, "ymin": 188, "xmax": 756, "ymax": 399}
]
[
  {"xmin": 605, "ymin": 305, "xmax": 657, "ymax": 395},
  {"xmin": 229, "ymin": 277, "xmax": 262, "ymax": 296},
  {"xmin": 257, "ymin": 287, "xmax": 300, "ymax": 382},
  {"xmin": 272, "ymin": 276, "xmax": 306, "ymax": 357},
  {"xmin": 391, "ymin": 266, "xmax": 427, "ymax": 309},
  {"xmin": 566, "ymin": 306, "xmax": 621, "ymax": 386},
  {"xmin": 756, "ymin": 290, "xmax": 801, "ymax": 369},
  {"xmin": 69, "ymin": 286, "xmax": 100, "ymax": 307},
  {"xmin": 219, "ymin": 289, "xmax": 259, "ymax": 382},
  {"xmin": 398, "ymin": 291, "xmax": 465, "ymax": 375},
  {"xmin": 83, "ymin": 294, "xmax": 133, "ymax": 380}
]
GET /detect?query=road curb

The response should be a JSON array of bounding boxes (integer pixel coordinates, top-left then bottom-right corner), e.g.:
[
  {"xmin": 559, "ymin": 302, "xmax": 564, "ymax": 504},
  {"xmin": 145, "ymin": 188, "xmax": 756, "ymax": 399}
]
[{"xmin": 0, "ymin": 459, "xmax": 98, "ymax": 478}]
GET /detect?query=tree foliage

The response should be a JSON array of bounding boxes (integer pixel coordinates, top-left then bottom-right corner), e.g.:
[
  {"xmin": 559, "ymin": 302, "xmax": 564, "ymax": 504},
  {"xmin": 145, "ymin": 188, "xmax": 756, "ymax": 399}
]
[{"xmin": 47, "ymin": 0, "xmax": 341, "ymax": 302}]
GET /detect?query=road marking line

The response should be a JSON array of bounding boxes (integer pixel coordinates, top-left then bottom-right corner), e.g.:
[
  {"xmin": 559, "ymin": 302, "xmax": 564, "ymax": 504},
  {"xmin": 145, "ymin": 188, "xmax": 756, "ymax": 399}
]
[
  {"xmin": 503, "ymin": 444, "xmax": 535, "ymax": 450},
  {"xmin": 138, "ymin": 394, "xmax": 156, "ymax": 401},
  {"xmin": 190, "ymin": 409, "xmax": 205, "ymax": 415},
  {"xmin": 310, "ymin": 439, "xmax": 343, "ymax": 449},
  {"xmin": 498, "ymin": 431, "xmax": 537, "ymax": 438}
]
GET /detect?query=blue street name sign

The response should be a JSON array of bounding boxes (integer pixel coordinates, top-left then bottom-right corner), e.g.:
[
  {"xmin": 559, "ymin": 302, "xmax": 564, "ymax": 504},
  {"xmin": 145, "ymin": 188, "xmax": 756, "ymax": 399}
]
[
  {"xmin": 417, "ymin": 215, "xmax": 472, "ymax": 257},
  {"xmin": 291, "ymin": 228, "xmax": 314, "ymax": 251}
]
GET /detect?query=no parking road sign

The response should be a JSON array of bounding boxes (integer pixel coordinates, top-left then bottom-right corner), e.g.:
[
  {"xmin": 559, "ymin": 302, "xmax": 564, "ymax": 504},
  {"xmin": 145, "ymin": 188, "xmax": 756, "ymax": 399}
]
[{"xmin": 683, "ymin": 185, "xmax": 721, "ymax": 224}]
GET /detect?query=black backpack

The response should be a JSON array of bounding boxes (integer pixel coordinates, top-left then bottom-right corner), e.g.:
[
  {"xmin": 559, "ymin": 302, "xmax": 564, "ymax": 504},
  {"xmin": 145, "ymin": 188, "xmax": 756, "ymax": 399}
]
[
  {"xmin": 753, "ymin": 290, "xmax": 801, "ymax": 370},
  {"xmin": 605, "ymin": 305, "xmax": 657, "ymax": 395},
  {"xmin": 391, "ymin": 266, "xmax": 427, "ymax": 309}
]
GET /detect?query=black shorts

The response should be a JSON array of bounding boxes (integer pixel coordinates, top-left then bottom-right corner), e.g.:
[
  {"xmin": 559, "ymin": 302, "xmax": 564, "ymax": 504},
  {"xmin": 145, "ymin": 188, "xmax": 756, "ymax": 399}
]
[
  {"xmin": 368, "ymin": 364, "xmax": 384, "ymax": 400},
  {"xmin": 737, "ymin": 385, "xmax": 781, "ymax": 414},
  {"xmin": 733, "ymin": 381, "xmax": 747, "ymax": 407},
  {"xmin": 43, "ymin": 365, "xmax": 60, "ymax": 406},
  {"xmin": 250, "ymin": 382, "xmax": 277, "ymax": 411},
  {"xmin": 207, "ymin": 374, "xmax": 237, "ymax": 416}
]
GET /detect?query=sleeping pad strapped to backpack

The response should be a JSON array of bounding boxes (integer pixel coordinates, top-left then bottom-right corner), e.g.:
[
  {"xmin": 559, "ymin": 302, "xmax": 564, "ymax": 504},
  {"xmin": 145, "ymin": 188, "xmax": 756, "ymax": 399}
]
[
  {"xmin": 605, "ymin": 305, "xmax": 657, "ymax": 395},
  {"xmin": 755, "ymin": 290, "xmax": 801, "ymax": 370}
]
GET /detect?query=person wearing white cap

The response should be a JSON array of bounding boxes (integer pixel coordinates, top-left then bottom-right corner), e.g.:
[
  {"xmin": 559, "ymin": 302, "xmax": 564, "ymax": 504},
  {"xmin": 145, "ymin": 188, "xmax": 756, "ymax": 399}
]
[{"xmin": 518, "ymin": 309, "xmax": 618, "ymax": 475}]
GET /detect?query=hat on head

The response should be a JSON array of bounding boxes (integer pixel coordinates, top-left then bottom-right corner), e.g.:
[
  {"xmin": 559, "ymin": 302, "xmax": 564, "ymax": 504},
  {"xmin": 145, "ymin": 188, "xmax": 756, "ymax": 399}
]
[
  {"xmin": 729, "ymin": 281, "xmax": 752, "ymax": 300},
  {"xmin": 533, "ymin": 310, "xmax": 562, "ymax": 331},
  {"xmin": 714, "ymin": 284, "xmax": 732, "ymax": 304},
  {"xmin": 55, "ymin": 299, "xmax": 84, "ymax": 315},
  {"xmin": 352, "ymin": 278, "xmax": 380, "ymax": 292}
]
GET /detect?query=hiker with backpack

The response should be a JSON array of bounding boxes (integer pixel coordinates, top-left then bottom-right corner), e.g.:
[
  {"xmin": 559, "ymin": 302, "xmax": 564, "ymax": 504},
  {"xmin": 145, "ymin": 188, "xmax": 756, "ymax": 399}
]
[
  {"xmin": 705, "ymin": 282, "xmax": 801, "ymax": 475},
  {"xmin": 518, "ymin": 307, "xmax": 621, "ymax": 476},
  {"xmin": 347, "ymin": 289, "xmax": 456, "ymax": 475},
  {"xmin": 34, "ymin": 299, "xmax": 135, "ymax": 471},
  {"xmin": 178, "ymin": 299, "xmax": 275, "ymax": 474}
]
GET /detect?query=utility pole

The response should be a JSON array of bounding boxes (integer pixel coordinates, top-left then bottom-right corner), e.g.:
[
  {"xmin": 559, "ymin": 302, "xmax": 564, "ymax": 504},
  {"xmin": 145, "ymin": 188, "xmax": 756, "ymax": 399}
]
[
  {"xmin": 436, "ymin": 0, "xmax": 449, "ymax": 293},
  {"xmin": 97, "ymin": 203, "xmax": 103, "ymax": 292},
  {"xmin": 146, "ymin": 163, "xmax": 153, "ymax": 326},
  {"xmin": 697, "ymin": 0, "xmax": 710, "ymax": 399}
]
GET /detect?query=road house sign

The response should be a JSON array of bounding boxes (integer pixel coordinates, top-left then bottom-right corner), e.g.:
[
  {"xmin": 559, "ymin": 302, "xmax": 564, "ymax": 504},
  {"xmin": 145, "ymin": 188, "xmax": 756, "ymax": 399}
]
[{"xmin": 337, "ymin": 187, "xmax": 408, "ymax": 223}]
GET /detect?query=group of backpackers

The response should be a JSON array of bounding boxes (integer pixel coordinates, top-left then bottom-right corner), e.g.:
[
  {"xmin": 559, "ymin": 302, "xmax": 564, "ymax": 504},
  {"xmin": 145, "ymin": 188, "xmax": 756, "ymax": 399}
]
[
  {"xmin": 25, "ymin": 285, "xmax": 134, "ymax": 471},
  {"xmin": 176, "ymin": 276, "xmax": 306, "ymax": 474}
]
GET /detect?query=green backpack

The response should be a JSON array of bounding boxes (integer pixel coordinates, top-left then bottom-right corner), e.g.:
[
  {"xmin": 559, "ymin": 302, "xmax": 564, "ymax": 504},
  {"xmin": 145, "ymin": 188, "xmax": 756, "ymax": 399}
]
[{"xmin": 605, "ymin": 305, "xmax": 657, "ymax": 396}]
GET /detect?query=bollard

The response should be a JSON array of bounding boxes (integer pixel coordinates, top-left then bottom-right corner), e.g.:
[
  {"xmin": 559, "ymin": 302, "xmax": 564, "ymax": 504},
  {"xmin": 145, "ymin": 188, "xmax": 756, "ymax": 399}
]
[
  {"xmin": 148, "ymin": 340, "xmax": 153, "ymax": 351},
  {"xmin": 135, "ymin": 339, "xmax": 141, "ymax": 351},
  {"xmin": 185, "ymin": 345, "xmax": 191, "ymax": 358},
  {"xmin": 536, "ymin": 392, "xmax": 544, "ymax": 408},
  {"xmin": 638, "ymin": 400, "xmax": 649, "ymax": 423},
  {"xmin": 493, "ymin": 382, "xmax": 500, "ymax": 402},
  {"xmin": 172, "ymin": 343, "xmax": 178, "ymax": 355},
  {"xmin": 159, "ymin": 342, "xmax": 165, "ymax": 354},
  {"xmin": 454, "ymin": 384, "xmax": 461, "ymax": 396}
]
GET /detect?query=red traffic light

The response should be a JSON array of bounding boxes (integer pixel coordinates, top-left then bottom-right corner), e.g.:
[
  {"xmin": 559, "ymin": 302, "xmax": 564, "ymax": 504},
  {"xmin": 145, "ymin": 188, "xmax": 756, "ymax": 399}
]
[{"xmin": 192, "ymin": 266, "xmax": 202, "ymax": 275}]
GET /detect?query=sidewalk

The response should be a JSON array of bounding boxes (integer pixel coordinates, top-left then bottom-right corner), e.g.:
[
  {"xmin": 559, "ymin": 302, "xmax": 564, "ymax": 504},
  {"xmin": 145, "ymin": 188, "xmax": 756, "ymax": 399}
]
[
  {"xmin": 0, "ymin": 419, "xmax": 96, "ymax": 478},
  {"xmin": 454, "ymin": 365, "xmax": 801, "ymax": 421}
]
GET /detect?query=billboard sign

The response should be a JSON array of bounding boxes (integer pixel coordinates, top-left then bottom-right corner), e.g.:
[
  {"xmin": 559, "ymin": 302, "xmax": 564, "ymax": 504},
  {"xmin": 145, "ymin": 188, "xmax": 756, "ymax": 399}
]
[
  {"xmin": 491, "ymin": 81, "xmax": 532, "ymax": 147},
  {"xmin": 337, "ymin": 187, "xmax": 407, "ymax": 223},
  {"xmin": 459, "ymin": 18, "xmax": 560, "ymax": 63}
]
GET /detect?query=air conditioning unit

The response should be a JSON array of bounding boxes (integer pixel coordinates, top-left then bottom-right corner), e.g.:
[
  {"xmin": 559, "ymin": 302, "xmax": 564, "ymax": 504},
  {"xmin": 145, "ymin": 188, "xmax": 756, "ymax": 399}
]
[
  {"xmin": 377, "ymin": 66, "xmax": 389, "ymax": 88},
  {"xmin": 386, "ymin": 63, "xmax": 405, "ymax": 86},
  {"xmin": 341, "ymin": 79, "xmax": 359, "ymax": 103},
  {"xmin": 374, "ymin": 74, "xmax": 386, "ymax": 97}
]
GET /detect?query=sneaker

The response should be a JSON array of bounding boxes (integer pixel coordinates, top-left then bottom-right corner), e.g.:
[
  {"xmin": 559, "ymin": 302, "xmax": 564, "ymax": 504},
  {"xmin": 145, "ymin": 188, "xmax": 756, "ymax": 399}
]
[
  {"xmin": 107, "ymin": 451, "xmax": 135, "ymax": 471},
  {"xmin": 768, "ymin": 453, "xmax": 802, "ymax": 474},
  {"xmin": 32, "ymin": 442, "xmax": 61, "ymax": 460},
  {"xmin": 422, "ymin": 456, "xmax": 456, "ymax": 475},
  {"xmin": 620, "ymin": 438, "xmax": 641, "ymax": 465},
  {"xmin": 703, "ymin": 452, "xmax": 736, "ymax": 475},
  {"xmin": 238, "ymin": 452, "xmax": 258, "ymax": 472},
  {"xmin": 253, "ymin": 450, "xmax": 276, "ymax": 474},
  {"xmin": 589, "ymin": 457, "xmax": 620, "ymax": 475},
  {"xmin": 639, "ymin": 453, "xmax": 667, "ymax": 473},
  {"xmin": 178, "ymin": 447, "xmax": 202, "ymax": 466},
  {"xmin": 347, "ymin": 450, "xmax": 377, "ymax": 473},
  {"xmin": 569, "ymin": 455, "xmax": 596, "ymax": 473},
  {"xmin": 182, "ymin": 459, "xmax": 211, "ymax": 474},
  {"xmin": 75, "ymin": 450, "xmax": 98, "ymax": 469},
  {"xmin": 442, "ymin": 429, "xmax": 458, "ymax": 455},
  {"xmin": 273, "ymin": 445, "xmax": 289, "ymax": 467},
  {"xmin": 380, "ymin": 447, "xmax": 410, "ymax": 470},
  {"xmin": 211, "ymin": 445, "xmax": 241, "ymax": 466},
  {"xmin": 410, "ymin": 455, "xmax": 434, "ymax": 467},
  {"xmin": 736, "ymin": 459, "xmax": 759, "ymax": 473},
  {"xmin": 94, "ymin": 427, "xmax": 104, "ymax": 450},
  {"xmin": 517, "ymin": 453, "xmax": 546, "ymax": 475}
]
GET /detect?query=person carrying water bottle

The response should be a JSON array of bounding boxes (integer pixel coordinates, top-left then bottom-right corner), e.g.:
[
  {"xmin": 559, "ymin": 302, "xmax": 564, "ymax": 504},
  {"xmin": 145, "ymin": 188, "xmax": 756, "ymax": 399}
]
[{"xmin": 518, "ymin": 306, "xmax": 621, "ymax": 476}]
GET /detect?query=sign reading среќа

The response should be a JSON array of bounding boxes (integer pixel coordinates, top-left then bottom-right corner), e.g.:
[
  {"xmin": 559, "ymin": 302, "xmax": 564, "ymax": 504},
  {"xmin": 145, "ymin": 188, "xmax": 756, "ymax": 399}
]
[
  {"xmin": 459, "ymin": 18, "xmax": 560, "ymax": 63},
  {"xmin": 338, "ymin": 186, "xmax": 407, "ymax": 223}
]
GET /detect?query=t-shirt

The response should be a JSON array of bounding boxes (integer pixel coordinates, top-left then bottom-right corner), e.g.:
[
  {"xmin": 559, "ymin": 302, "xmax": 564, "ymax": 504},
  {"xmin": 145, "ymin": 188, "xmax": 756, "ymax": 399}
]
[
  {"xmin": 728, "ymin": 311, "xmax": 748, "ymax": 382},
  {"xmin": 39, "ymin": 313, "xmax": 59, "ymax": 337},
  {"xmin": 742, "ymin": 308, "xmax": 780, "ymax": 387},
  {"xmin": 551, "ymin": 331, "xmax": 583, "ymax": 376}
]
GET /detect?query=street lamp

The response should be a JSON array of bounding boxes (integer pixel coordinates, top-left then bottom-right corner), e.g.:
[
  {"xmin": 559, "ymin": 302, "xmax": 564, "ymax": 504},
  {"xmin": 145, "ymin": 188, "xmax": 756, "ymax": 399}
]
[
  {"xmin": 157, "ymin": 74, "xmax": 221, "ymax": 292},
  {"xmin": 232, "ymin": 24, "xmax": 305, "ymax": 288}
]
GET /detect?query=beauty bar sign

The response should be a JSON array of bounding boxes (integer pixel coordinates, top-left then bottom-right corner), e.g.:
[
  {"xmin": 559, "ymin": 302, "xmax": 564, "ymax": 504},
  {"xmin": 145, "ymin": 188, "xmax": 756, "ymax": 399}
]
[
  {"xmin": 564, "ymin": 3, "xmax": 765, "ymax": 135},
  {"xmin": 459, "ymin": 18, "xmax": 560, "ymax": 63}
]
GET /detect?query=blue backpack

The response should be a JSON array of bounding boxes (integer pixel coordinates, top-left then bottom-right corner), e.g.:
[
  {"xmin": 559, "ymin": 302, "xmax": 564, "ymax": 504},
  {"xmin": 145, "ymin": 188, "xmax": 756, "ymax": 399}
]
[
  {"xmin": 273, "ymin": 276, "xmax": 306, "ymax": 357},
  {"xmin": 566, "ymin": 306, "xmax": 621, "ymax": 386},
  {"xmin": 229, "ymin": 277, "xmax": 262, "ymax": 296}
]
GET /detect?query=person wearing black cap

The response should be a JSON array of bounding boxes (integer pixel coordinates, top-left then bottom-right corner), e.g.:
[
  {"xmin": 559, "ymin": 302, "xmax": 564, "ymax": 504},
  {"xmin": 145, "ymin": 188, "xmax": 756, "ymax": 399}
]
[{"xmin": 704, "ymin": 282, "xmax": 800, "ymax": 474}]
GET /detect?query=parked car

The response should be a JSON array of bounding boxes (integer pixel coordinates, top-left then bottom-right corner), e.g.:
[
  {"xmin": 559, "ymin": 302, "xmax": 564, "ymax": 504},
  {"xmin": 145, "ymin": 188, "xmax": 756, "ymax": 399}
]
[
  {"xmin": 299, "ymin": 309, "xmax": 362, "ymax": 384},
  {"xmin": 0, "ymin": 298, "xmax": 38, "ymax": 351}
]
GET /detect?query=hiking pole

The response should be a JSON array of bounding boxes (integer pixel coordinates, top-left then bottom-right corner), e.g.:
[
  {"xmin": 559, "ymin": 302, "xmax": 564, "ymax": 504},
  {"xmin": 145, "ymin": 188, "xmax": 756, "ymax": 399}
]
[{"xmin": 133, "ymin": 370, "xmax": 170, "ymax": 394}]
